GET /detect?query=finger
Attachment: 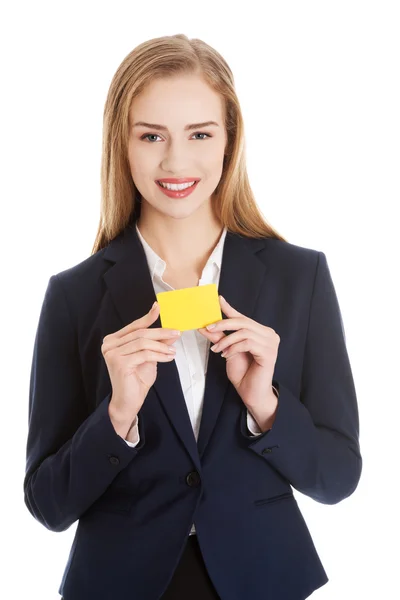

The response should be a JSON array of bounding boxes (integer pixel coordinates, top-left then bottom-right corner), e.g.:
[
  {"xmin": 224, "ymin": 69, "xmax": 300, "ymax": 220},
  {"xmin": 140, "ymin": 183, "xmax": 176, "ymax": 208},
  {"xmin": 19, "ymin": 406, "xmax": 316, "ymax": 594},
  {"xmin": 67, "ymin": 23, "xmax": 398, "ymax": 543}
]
[
  {"xmin": 206, "ymin": 317, "xmax": 250, "ymax": 333},
  {"xmin": 134, "ymin": 351, "xmax": 176, "ymax": 364},
  {"xmin": 210, "ymin": 329, "xmax": 254, "ymax": 353},
  {"xmin": 118, "ymin": 338, "xmax": 177, "ymax": 357},
  {"xmin": 113, "ymin": 347, "xmax": 176, "ymax": 365},
  {"xmin": 224, "ymin": 329, "xmax": 273, "ymax": 355},
  {"xmin": 116, "ymin": 302, "xmax": 160, "ymax": 338},
  {"xmin": 221, "ymin": 339, "xmax": 260, "ymax": 359},
  {"xmin": 102, "ymin": 335, "xmax": 177, "ymax": 357},
  {"xmin": 197, "ymin": 327, "xmax": 226, "ymax": 344},
  {"xmin": 126, "ymin": 327, "xmax": 181, "ymax": 343},
  {"xmin": 222, "ymin": 339, "xmax": 271, "ymax": 363},
  {"xmin": 104, "ymin": 325, "xmax": 180, "ymax": 350}
]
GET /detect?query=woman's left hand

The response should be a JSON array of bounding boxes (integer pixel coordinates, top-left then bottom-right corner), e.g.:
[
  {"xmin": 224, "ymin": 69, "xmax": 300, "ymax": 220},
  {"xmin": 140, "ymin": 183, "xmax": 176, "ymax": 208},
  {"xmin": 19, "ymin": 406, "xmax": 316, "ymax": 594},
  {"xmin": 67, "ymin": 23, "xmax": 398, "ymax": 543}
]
[{"xmin": 197, "ymin": 296, "xmax": 280, "ymax": 411}]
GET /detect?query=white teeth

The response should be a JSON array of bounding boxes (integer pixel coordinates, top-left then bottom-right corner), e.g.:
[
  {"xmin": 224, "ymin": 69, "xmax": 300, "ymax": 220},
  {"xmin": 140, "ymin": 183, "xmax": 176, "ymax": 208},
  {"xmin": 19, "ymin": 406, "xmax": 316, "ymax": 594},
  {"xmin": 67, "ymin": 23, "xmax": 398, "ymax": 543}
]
[{"xmin": 158, "ymin": 181, "xmax": 196, "ymax": 191}]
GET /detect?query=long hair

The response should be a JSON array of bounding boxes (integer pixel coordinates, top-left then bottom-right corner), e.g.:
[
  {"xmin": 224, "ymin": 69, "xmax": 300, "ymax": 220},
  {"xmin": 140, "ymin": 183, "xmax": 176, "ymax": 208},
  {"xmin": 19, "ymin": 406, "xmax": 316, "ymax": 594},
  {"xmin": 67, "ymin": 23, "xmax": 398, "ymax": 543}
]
[{"xmin": 91, "ymin": 34, "xmax": 287, "ymax": 255}]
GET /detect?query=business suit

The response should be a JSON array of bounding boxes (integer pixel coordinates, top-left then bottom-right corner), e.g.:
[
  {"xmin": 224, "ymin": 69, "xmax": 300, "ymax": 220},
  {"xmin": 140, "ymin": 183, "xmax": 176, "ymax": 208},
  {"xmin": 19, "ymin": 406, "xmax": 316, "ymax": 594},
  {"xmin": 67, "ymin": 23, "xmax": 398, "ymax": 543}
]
[
  {"xmin": 24, "ymin": 217, "xmax": 362, "ymax": 600},
  {"xmin": 122, "ymin": 223, "xmax": 269, "ymax": 454}
]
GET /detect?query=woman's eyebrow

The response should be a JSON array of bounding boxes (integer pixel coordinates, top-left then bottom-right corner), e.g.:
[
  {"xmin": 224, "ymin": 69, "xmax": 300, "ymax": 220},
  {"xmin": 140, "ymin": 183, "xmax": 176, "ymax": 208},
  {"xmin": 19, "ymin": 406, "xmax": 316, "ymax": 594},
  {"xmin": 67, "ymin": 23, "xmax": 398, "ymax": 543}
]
[{"xmin": 132, "ymin": 121, "xmax": 220, "ymax": 131}]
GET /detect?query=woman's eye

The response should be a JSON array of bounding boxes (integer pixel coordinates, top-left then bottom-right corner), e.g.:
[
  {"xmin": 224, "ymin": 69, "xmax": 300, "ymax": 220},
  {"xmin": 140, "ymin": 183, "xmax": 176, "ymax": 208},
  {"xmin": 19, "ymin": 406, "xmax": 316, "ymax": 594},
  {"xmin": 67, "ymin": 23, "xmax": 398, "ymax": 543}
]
[
  {"xmin": 140, "ymin": 132, "xmax": 211, "ymax": 143},
  {"xmin": 193, "ymin": 132, "xmax": 211, "ymax": 140},
  {"xmin": 141, "ymin": 134, "xmax": 161, "ymax": 142}
]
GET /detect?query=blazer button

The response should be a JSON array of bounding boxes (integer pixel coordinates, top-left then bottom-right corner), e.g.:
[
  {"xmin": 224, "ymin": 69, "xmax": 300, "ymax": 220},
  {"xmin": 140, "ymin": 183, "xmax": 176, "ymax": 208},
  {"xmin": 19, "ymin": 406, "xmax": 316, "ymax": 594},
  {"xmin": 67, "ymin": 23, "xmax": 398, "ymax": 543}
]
[
  {"xmin": 109, "ymin": 456, "xmax": 120, "ymax": 465},
  {"xmin": 186, "ymin": 471, "xmax": 201, "ymax": 487},
  {"xmin": 262, "ymin": 448, "xmax": 273, "ymax": 454}
]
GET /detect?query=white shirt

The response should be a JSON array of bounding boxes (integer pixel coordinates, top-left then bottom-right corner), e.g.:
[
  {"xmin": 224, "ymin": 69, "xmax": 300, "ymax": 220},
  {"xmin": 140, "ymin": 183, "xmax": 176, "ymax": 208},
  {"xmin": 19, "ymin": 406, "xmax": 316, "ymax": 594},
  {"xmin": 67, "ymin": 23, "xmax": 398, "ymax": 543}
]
[{"xmin": 122, "ymin": 224, "xmax": 263, "ymax": 536}]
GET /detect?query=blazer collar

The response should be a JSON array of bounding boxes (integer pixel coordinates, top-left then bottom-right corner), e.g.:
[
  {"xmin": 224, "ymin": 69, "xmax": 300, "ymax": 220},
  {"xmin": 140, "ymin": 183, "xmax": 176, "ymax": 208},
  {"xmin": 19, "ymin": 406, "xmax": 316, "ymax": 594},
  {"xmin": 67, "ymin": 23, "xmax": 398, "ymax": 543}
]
[{"xmin": 103, "ymin": 221, "xmax": 267, "ymax": 468}]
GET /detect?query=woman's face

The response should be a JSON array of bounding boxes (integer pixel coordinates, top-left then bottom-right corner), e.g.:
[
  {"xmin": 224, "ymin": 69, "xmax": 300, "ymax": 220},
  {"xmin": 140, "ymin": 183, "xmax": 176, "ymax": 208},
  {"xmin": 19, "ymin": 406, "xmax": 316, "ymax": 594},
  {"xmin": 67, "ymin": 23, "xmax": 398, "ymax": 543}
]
[{"xmin": 127, "ymin": 75, "xmax": 227, "ymax": 220}]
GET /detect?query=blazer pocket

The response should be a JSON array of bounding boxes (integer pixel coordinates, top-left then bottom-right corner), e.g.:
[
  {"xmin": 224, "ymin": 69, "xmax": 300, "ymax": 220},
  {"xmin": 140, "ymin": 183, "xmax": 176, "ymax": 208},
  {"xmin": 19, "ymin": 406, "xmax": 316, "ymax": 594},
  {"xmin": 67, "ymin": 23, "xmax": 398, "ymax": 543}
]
[{"xmin": 254, "ymin": 491, "xmax": 294, "ymax": 507}]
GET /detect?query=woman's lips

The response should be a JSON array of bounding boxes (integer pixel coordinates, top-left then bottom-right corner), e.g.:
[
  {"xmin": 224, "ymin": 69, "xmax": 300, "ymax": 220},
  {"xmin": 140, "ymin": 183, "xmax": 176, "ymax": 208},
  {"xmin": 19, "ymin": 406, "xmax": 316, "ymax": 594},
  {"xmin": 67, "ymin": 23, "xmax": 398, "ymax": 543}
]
[
  {"xmin": 155, "ymin": 180, "xmax": 199, "ymax": 198},
  {"xmin": 157, "ymin": 178, "xmax": 200, "ymax": 184}
]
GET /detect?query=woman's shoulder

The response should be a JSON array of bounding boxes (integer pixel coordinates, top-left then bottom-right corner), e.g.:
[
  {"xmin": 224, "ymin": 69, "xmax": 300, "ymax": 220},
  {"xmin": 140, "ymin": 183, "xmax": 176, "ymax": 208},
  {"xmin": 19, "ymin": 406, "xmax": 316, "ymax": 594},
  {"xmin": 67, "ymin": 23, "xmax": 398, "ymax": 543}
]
[
  {"xmin": 245, "ymin": 234, "xmax": 323, "ymax": 269},
  {"xmin": 54, "ymin": 246, "xmax": 108, "ymax": 289}
]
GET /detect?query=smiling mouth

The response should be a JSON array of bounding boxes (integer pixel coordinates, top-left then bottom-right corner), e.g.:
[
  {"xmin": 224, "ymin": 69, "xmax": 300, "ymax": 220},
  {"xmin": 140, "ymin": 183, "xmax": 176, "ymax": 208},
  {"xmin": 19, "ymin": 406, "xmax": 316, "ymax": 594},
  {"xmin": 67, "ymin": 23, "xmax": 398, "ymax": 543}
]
[
  {"xmin": 155, "ymin": 179, "xmax": 200, "ymax": 197},
  {"xmin": 158, "ymin": 182, "xmax": 195, "ymax": 190}
]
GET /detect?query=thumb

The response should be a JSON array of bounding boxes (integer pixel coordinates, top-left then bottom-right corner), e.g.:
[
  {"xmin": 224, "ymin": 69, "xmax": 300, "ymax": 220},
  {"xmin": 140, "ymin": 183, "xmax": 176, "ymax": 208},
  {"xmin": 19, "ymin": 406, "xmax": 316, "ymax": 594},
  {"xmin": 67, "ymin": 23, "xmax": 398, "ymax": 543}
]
[{"xmin": 198, "ymin": 327, "xmax": 225, "ymax": 344}]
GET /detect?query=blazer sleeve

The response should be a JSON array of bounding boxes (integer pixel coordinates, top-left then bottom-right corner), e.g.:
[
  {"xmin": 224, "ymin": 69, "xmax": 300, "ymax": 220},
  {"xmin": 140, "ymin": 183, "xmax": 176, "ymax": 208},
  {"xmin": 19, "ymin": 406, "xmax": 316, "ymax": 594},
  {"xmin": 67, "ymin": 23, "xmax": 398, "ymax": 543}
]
[
  {"xmin": 240, "ymin": 251, "xmax": 362, "ymax": 504},
  {"xmin": 23, "ymin": 275, "xmax": 145, "ymax": 532}
]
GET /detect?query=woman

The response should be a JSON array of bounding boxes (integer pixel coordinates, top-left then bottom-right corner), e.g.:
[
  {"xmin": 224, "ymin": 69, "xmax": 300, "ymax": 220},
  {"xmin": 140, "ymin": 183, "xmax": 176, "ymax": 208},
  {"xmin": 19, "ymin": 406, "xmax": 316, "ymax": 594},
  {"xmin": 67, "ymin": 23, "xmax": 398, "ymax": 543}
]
[{"xmin": 24, "ymin": 34, "xmax": 362, "ymax": 600}]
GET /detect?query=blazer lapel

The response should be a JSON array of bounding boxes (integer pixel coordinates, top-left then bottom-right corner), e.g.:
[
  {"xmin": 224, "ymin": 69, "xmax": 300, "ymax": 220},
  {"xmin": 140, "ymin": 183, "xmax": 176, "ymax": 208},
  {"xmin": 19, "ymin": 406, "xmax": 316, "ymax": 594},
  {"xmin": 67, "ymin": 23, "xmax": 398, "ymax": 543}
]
[{"xmin": 102, "ymin": 221, "xmax": 266, "ymax": 466}]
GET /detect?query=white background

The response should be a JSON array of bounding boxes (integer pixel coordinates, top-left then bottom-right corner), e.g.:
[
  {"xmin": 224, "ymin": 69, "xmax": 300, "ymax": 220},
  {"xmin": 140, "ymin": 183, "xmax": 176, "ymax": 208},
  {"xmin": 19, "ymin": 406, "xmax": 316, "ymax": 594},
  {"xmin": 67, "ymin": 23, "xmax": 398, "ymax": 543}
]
[{"xmin": 1, "ymin": 1, "xmax": 399, "ymax": 598}]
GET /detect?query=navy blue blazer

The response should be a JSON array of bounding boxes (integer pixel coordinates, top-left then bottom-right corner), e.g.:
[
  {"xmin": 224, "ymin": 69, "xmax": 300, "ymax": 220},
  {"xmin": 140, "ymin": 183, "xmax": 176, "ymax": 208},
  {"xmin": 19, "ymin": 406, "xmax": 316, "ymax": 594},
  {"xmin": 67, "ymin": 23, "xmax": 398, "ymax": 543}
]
[{"xmin": 24, "ymin": 220, "xmax": 362, "ymax": 600}]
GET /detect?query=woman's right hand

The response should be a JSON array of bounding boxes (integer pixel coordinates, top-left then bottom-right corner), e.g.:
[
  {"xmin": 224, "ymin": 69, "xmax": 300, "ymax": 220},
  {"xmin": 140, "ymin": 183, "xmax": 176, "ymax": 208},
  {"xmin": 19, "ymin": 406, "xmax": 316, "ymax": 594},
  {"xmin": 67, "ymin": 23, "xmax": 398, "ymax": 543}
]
[{"xmin": 101, "ymin": 302, "xmax": 181, "ymax": 421}]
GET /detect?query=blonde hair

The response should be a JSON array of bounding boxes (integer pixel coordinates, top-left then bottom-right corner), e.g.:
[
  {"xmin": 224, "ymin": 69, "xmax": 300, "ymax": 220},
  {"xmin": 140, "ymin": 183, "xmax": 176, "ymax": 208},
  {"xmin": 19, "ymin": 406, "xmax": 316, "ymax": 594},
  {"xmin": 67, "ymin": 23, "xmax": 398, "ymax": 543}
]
[{"xmin": 91, "ymin": 34, "xmax": 287, "ymax": 255}]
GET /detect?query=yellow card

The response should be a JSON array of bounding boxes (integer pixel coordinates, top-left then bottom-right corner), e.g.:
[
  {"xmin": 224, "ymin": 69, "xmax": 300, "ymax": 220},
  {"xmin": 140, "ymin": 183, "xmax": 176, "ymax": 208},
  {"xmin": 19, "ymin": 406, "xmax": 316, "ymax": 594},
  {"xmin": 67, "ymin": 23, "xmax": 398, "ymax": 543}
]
[{"xmin": 156, "ymin": 284, "xmax": 222, "ymax": 332}]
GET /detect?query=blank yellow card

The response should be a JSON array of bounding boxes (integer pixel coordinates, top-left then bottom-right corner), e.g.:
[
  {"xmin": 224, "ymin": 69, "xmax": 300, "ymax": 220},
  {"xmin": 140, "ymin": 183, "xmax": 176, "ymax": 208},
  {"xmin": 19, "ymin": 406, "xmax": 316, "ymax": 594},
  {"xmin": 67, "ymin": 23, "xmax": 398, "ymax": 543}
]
[{"xmin": 156, "ymin": 284, "xmax": 222, "ymax": 332}]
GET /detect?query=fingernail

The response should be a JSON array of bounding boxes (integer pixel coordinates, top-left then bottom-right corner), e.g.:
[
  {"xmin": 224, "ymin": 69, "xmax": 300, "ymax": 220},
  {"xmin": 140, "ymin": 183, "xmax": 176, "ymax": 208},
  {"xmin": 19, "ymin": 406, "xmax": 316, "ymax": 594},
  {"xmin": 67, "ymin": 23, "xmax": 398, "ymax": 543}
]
[
  {"xmin": 152, "ymin": 301, "xmax": 158, "ymax": 310},
  {"xmin": 207, "ymin": 323, "xmax": 216, "ymax": 330}
]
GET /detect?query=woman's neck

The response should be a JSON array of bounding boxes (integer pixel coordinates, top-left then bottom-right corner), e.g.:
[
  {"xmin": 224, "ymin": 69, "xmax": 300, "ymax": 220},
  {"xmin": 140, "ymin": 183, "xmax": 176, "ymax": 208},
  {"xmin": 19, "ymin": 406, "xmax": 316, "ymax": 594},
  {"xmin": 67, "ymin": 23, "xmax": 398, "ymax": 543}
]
[{"xmin": 136, "ymin": 216, "xmax": 224, "ymax": 272}]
